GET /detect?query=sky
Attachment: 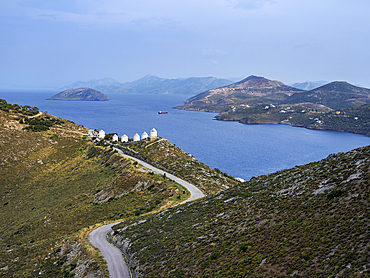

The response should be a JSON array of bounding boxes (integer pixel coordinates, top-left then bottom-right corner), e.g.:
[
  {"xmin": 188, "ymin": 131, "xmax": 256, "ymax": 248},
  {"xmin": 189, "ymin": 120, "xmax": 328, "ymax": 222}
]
[{"xmin": 1, "ymin": 0, "xmax": 370, "ymax": 89}]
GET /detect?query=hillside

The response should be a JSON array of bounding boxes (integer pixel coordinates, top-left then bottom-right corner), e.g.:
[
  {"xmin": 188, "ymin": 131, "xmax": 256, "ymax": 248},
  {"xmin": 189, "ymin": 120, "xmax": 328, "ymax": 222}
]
[
  {"xmin": 114, "ymin": 138, "xmax": 240, "ymax": 194},
  {"xmin": 110, "ymin": 145, "xmax": 370, "ymax": 277},
  {"xmin": 216, "ymin": 102, "xmax": 370, "ymax": 137},
  {"xmin": 176, "ymin": 77, "xmax": 370, "ymax": 136},
  {"xmin": 175, "ymin": 75, "xmax": 303, "ymax": 112},
  {"xmin": 61, "ymin": 75, "xmax": 233, "ymax": 95},
  {"xmin": 0, "ymin": 100, "xmax": 189, "ymax": 277},
  {"xmin": 285, "ymin": 81, "xmax": 370, "ymax": 109},
  {"xmin": 47, "ymin": 88, "xmax": 109, "ymax": 101},
  {"xmin": 176, "ymin": 78, "xmax": 370, "ymax": 113},
  {"xmin": 302, "ymin": 104, "xmax": 370, "ymax": 135}
]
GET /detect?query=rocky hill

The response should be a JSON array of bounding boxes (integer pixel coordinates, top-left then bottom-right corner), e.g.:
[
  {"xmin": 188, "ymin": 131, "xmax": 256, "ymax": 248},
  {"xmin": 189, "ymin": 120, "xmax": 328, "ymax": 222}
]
[
  {"xmin": 47, "ymin": 88, "xmax": 109, "ymax": 101},
  {"xmin": 176, "ymin": 77, "xmax": 370, "ymax": 136},
  {"xmin": 2, "ymin": 98, "xmax": 370, "ymax": 277},
  {"xmin": 175, "ymin": 75, "xmax": 303, "ymax": 112},
  {"xmin": 61, "ymin": 75, "xmax": 233, "ymax": 95},
  {"xmin": 285, "ymin": 81, "xmax": 370, "ymax": 109},
  {"xmin": 0, "ymin": 101, "xmax": 189, "ymax": 277},
  {"xmin": 114, "ymin": 138, "xmax": 240, "ymax": 194},
  {"xmin": 110, "ymin": 144, "xmax": 370, "ymax": 277}
]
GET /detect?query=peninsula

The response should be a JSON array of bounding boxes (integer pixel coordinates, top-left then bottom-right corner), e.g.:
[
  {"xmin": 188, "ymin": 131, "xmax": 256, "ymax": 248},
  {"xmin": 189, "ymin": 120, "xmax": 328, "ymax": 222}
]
[
  {"xmin": 47, "ymin": 87, "xmax": 109, "ymax": 101},
  {"xmin": 176, "ymin": 75, "xmax": 370, "ymax": 137}
]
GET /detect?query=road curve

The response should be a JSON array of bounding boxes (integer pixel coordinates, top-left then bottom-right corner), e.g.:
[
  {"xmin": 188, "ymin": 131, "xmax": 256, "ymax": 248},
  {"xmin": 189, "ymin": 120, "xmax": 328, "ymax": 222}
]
[
  {"xmin": 115, "ymin": 148, "xmax": 205, "ymax": 203},
  {"xmin": 89, "ymin": 149, "xmax": 205, "ymax": 278},
  {"xmin": 89, "ymin": 223, "xmax": 130, "ymax": 278}
]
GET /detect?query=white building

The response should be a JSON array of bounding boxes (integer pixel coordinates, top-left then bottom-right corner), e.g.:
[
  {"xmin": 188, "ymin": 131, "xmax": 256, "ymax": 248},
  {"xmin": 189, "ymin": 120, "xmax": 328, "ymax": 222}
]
[
  {"xmin": 141, "ymin": 131, "xmax": 148, "ymax": 140},
  {"xmin": 99, "ymin": 130, "xmax": 105, "ymax": 139},
  {"xmin": 112, "ymin": 134, "xmax": 119, "ymax": 142},
  {"xmin": 150, "ymin": 128, "xmax": 158, "ymax": 140},
  {"xmin": 133, "ymin": 133, "xmax": 140, "ymax": 142},
  {"xmin": 121, "ymin": 134, "xmax": 128, "ymax": 142},
  {"xmin": 88, "ymin": 130, "xmax": 95, "ymax": 137},
  {"xmin": 141, "ymin": 131, "xmax": 149, "ymax": 140}
]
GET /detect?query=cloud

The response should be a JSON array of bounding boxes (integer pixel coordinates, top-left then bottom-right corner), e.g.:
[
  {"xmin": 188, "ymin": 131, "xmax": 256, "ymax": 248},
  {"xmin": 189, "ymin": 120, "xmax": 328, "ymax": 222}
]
[
  {"xmin": 3, "ymin": 1, "xmax": 175, "ymax": 29},
  {"xmin": 202, "ymin": 49, "xmax": 228, "ymax": 56},
  {"xmin": 225, "ymin": 0, "xmax": 277, "ymax": 10},
  {"xmin": 27, "ymin": 8, "xmax": 144, "ymax": 27}
]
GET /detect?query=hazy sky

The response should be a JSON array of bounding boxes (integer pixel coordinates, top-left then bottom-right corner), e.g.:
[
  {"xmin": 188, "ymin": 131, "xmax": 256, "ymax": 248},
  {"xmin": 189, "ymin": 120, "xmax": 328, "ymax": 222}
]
[{"xmin": 1, "ymin": 0, "xmax": 369, "ymax": 89}]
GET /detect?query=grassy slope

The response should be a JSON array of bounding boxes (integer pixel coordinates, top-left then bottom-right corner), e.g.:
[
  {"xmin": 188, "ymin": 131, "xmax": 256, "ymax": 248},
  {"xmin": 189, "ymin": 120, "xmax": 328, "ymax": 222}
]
[
  {"xmin": 116, "ymin": 138, "xmax": 240, "ymax": 195},
  {"xmin": 111, "ymin": 146, "xmax": 370, "ymax": 277},
  {"xmin": 0, "ymin": 108, "xmax": 189, "ymax": 277}
]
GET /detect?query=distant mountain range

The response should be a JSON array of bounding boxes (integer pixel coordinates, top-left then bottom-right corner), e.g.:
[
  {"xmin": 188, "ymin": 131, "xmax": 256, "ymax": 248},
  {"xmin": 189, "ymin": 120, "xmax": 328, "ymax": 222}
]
[
  {"xmin": 290, "ymin": 81, "xmax": 328, "ymax": 90},
  {"xmin": 284, "ymin": 81, "xmax": 370, "ymax": 109},
  {"xmin": 61, "ymin": 75, "xmax": 233, "ymax": 95}
]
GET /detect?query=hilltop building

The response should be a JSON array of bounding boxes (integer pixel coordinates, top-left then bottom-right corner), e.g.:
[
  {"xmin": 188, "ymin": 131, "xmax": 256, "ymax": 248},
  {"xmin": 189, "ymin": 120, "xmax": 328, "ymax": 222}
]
[
  {"xmin": 141, "ymin": 131, "xmax": 148, "ymax": 140},
  {"xmin": 121, "ymin": 134, "xmax": 128, "ymax": 142},
  {"xmin": 108, "ymin": 128, "xmax": 158, "ymax": 143},
  {"xmin": 133, "ymin": 133, "xmax": 140, "ymax": 142},
  {"xmin": 150, "ymin": 128, "xmax": 158, "ymax": 141},
  {"xmin": 99, "ymin": 130, "xmax": 105, "ymax": 139}
]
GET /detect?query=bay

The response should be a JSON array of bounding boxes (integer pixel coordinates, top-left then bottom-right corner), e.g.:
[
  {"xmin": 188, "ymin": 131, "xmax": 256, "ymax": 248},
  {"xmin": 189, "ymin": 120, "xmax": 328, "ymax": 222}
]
[{"xmin": 2, "ymin": 90, "xmax": 370, "ymax": 181}]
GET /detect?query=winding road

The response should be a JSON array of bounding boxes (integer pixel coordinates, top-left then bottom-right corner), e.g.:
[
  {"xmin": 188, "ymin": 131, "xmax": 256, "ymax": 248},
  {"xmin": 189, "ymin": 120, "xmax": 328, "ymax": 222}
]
[{"xmin": 89, "ymin": 149, "xmax": 205, "ymax": 278}]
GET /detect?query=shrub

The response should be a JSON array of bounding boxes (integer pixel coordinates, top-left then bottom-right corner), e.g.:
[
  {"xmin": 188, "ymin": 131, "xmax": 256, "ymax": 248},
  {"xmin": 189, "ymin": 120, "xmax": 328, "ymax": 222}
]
[
  {"xmin": 175, "ymin": 269, "xmax": 185, "ymax": 278},
  {"xmin": 240, "ymin": 243, "xmax": 252, "ymax": 252},
  {"xmin": 301, "ymin": 253, "xmax": 310, "ymax": 261},
  {"xmin": 210, "ymin": 252, "xmax": 220, "ymax": 260},
  {"xmin": 327, "ymin": 190, "xmax": 344, "ymax": 200}
]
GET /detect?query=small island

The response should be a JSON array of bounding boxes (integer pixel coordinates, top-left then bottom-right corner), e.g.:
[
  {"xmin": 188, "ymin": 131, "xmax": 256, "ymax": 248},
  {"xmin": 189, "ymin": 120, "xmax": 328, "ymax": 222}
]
[{"xmin": 47, "ymin": 88, "xmax": 109, "ymax": 101}]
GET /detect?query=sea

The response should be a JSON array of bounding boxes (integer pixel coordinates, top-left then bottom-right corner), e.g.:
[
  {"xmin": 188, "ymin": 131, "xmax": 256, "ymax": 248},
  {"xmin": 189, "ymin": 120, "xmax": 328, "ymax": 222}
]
[{"xmin": 2, "ymin": 90, "xmax": 370, "ymax": 181}]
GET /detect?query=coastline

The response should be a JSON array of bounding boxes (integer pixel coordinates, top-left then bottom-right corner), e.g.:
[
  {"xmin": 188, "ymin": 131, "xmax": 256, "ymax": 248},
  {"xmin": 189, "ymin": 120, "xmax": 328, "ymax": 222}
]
[{"xmin": 174, "ymin": 106, "xmax": 370, "ymax": 137}]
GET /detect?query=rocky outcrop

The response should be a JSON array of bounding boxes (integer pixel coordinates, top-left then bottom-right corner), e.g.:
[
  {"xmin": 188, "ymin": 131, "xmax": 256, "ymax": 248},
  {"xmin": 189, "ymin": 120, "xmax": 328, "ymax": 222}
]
[{"xmin": 107, "ymin": 225, "xmax": 142, "ymax": 278}]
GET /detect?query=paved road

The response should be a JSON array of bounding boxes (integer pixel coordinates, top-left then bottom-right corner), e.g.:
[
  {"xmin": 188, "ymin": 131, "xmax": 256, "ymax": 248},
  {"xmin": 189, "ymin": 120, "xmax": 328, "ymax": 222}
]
[
  {"xmin": 116, "ymin": 149, "xmax": 205, "ymax": 203},
  {"xmin": 89, "ymin": 149, "xmax": 205, "ymax": 277},
  {"xmin": 89, "ymin": 223, "xmax": 130, "ymax": 278}
]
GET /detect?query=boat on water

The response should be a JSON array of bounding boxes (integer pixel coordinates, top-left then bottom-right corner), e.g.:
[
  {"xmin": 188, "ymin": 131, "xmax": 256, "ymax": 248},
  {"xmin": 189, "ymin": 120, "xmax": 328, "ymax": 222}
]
[{"xmin": 158, "ymin": 111, "xmax": 168, "ymax": 114}]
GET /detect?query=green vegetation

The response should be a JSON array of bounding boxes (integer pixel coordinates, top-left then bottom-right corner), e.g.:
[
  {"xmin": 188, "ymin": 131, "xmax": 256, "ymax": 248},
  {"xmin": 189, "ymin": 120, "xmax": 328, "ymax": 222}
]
[
  {"xmin": 217, "ymin": 103, "xmax": 370, "ymax": 137},
  {"xmin": 1, "ymin": 99, "xmax": 39, "ymax": 116},
  {"xmin": 302, "ymin": 105, "xmax": 370, "ymax": 136},
  {"xmin": 111, "ymin": 145, "xmax": 370, "ymax": 277},
  {"xmin": 216, "ymin": 103, "xmax": 323, "ymax": 124},
  {"xmin": 22, "ymin": 116, "xmax": 65, "ymax": 132},
  {"xmin": 0, "ymin": 102, "xmax": 189, "ymax": 277},
  {"xmin": 115, "ymin": 138, "xmax": 240, "ymax": 194},
  {"xmin": 2, "ymin": 97, "xmax": 370, "ymax": 277}
]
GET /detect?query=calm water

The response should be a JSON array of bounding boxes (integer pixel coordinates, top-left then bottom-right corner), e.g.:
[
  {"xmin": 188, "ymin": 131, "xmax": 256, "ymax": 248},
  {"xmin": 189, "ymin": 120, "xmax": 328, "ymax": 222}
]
[{"xmin": 2, "ymin": 90, "xmax": 370, "ymax": 180}]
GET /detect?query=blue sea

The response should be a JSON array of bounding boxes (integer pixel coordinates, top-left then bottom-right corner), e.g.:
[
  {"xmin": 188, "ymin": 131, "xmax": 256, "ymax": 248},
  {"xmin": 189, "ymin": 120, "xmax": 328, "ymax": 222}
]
[{"xmin": 2, "ymin": 90, "xmax": 370, "ymax": 180}]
